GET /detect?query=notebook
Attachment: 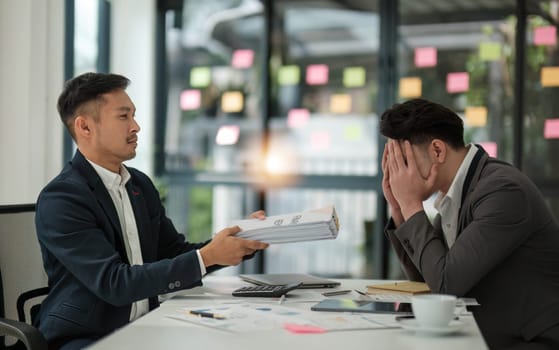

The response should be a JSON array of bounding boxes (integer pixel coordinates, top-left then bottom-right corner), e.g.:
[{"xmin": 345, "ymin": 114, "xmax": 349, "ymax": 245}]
[
  {"xmin": 366, "ymin": 281, "xmax": 430, "ymax": 295},
  {"xmin": 239, "ymin": 273, "xmax": 340, "ymax": 289}
]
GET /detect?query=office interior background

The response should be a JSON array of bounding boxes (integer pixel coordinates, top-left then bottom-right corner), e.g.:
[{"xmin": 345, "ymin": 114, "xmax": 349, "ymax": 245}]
[{"xmin": 2, "ymin": 0, "xmax": 559, "ymax": 280}]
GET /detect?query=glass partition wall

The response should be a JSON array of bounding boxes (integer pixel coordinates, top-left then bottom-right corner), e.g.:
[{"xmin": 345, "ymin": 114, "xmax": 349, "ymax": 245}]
[{"xmin": 154, "ymin": 0, "xmax": 559, "ymax": 279}]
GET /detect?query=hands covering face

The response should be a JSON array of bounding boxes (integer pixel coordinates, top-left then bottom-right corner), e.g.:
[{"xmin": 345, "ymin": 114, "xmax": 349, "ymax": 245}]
[{"xmin": 382, "ymin": 140, "xmax": 439, "ymax": 222}]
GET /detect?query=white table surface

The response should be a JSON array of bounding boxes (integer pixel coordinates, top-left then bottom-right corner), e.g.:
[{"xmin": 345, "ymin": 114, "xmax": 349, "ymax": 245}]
[{"xmin": 88, "ymin": 276, "xmax": 488, "ymax": 350}]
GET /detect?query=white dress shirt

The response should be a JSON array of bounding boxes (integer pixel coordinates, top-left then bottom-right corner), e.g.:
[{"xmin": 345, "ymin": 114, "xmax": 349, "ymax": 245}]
[
  {"xmin": 88, "ymin": 160, "xmax": 150, "ymax": 321},
  {"xmin": 433, "ymin": 144, "xmax": 478, "ymax": 248}
]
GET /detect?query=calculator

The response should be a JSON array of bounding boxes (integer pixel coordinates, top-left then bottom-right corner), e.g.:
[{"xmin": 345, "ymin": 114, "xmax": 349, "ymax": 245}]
[{"xmin": 232, "ymin": 282, "xmax": 303, "ymax": 297}]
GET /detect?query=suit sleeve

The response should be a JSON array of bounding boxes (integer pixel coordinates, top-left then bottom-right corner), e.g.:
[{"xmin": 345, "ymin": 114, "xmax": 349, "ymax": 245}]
[
  {"xmin": 36, "ymin": 179, "xmax": 204, "ymax": 307},
  {"xmin": 392, "ymin": 177, "xmax": 534, "ymax": 296}
]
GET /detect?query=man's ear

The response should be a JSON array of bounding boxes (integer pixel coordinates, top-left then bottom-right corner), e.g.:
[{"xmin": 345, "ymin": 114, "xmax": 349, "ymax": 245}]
[
  {"xmin": 74, "ymin": 116, "xmax": 91, "ymax": 138},
  {"xmin": 430, "ymin": 139, "xmax": 447, "ymax": 163}
]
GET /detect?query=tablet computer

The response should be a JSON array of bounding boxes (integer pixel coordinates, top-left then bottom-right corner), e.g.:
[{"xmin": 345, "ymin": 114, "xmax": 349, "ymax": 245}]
[{"xmin": 311, "ymin": 299, "xmax": 412, "ymax": 314}]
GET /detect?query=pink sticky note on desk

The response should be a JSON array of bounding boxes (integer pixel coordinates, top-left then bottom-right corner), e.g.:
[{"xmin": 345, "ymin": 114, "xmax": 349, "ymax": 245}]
[
  {"xmin": 284, "ymin": 323, "xmax": 326, "ymax": 334},
  {"xmin": 534, "ymin": 26, "xmax": 557, "ymax": 46}
]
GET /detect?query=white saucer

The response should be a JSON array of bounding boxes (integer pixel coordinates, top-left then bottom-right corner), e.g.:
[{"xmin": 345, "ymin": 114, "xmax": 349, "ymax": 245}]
[{"xmin": 397, "ymin": 319, "xmax": 465, "ymax": 335}]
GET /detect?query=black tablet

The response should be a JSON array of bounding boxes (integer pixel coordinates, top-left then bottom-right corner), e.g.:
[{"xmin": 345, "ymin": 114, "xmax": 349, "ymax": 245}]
[{"xmin": 311, "ymin": 299, "xmax": 412, "ymax": 314}]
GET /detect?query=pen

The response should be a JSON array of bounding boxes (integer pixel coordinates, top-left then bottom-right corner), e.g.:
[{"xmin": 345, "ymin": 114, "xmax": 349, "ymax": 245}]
[
  {"xmin": 278, "ymin": 294, "xmax": 286, "ymax": 305},
  {"xmin": 354, "ymin": 289, "xmax": 371, "ymax": 297},
  {"xmin": 189, "ymin": 310, "xmax": 226, "ymax": 320},
  {"xmin": 322, "ymin": 290, "xmax": 352, "ymax": 297}
]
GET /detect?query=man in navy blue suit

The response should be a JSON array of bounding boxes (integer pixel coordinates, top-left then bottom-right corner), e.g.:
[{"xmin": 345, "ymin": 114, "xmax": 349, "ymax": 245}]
[{"xmin": 34, "ymin": 72, "xmax": 269, "ymax": 349}]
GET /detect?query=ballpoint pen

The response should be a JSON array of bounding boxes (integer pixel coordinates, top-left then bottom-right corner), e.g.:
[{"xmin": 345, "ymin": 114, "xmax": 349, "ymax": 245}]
[
  {"xmin": 189, "ymin": 310, "xmax": 226, "ymax": 320},
  {"xmin": 278, "ymin": 294, "xmax": 286, "ymax": 305}
]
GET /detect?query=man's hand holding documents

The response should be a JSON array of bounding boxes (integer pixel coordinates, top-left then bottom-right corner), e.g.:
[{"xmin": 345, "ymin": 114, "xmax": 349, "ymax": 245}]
[{"xmin": 231, "ymin": 205, "xmax": 340, "ymax": 244}]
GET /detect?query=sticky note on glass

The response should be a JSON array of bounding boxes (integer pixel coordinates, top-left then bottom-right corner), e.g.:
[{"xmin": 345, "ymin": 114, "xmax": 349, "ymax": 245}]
[
  {"xmin": 180, "ymin": 89, "xmax": 201, "ymax": 110},
  {"xmin": 287, "ymin": 108, "xmax": 310, "ymax": 128},
  {"xmin": 344, "ymin": 125, "xmax": 362, "ymax": 141},
  {"xmin": 541, "ymin": 67, "xmax": 559, "ymax": 87},
  {"xmin": 190, "ymin": 67, "xmax": 211, "ymax": 88},
  {"xmin": 399, "ymin": 77, "xmax": 422, "ymax": 98},
  {"xmin": 446, "ymin": 72, "xmax": 470, "ymax": 93},
  {"xmin": 534, "ymin": 26, "xmax": 557, "ymax": 46},
  {"xmin": 479, "ymin": 42, "xmax": 501, "ymax": 61},
  {"xmin": 544, "ymin": 118, "xmax": 559, "ymax": 139},
  {"xmin": 215, "ymin": 125, "xmax": 240, "ymax": 145},
  {"xmin": 278, "ymin": 65, "xmax": 300, "ymax": 85},
  {"xmin": 414, "ymin": 47, "xmax": 437, "ymax": 68},
  {"xmin": 306, "ymin": 64, "xmax": 329, "ymax": 85},
  {"xmin": 221, "ymin": 91, "xmax": 244, "ymax": 113},
  {"xmin": 231, "ymin": 49, "xmax": 254, "ymax": 68},
  {"xmin": 343, "ymin": 67, "xmax": 366, "ymax": 87},
  {"xmin": 330, "ymin": 94, "xmax": 352, "ymax": 114},
  {"xmin": 465, "ymin": 107, "xmax": 487, "ymax": 127},
  {"xmin": 478, "ymin": 142, "xmax": 497, "ymax": 157},
  {"xmin": 310, "ymin": 131, "xmax": 331, "ymax": 150}
]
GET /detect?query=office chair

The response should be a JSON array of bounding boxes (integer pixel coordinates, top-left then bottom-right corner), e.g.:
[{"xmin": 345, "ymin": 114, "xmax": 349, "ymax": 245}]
[{"xmin": 0, "ymin": 270, "xmax": 47, "ymax": 350}]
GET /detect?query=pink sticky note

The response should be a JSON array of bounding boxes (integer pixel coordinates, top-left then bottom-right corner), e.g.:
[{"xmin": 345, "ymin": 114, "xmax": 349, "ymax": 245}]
[
  {"xmin": 231, "ymin": 49, "xmax": 254, "ymax": 68},
  {"xmin": 534, "ymin": 26, "xmax": 557, "ymax": 46},
  {"xmin": 284, "ymin": 323, "xmax": 326, "ymax": 334},
  {"xmin": 478, "ymin": 142, "xmax": 498, "ymax": 157},
  {"xmin": 414, "ymin": 47, "xmax": 437, "ymax": 68},
  {"xmin": 215, "ymin": 125, "xmax": 240, "ymax": 145},
  {"xmin": 306, "ymin": 64, "xmax": 329, "ymax": 85},
  {"xmin": 287, "ymin": 108, "xmax": 310, "ymax": 128},
  {"xmin": 544, "ymin": 119, "xmax": 559, "ymax": 139},
  {"xmin": 310, "ymin": 131, "xmax": 331, "ymax": 150},
  {"xmin": 446, "ymin": 72, "xmax": 469, "ymax": 93},
  {"xmin": 180, "ymin": 89, "xmax": 201, "ymax": 110}
]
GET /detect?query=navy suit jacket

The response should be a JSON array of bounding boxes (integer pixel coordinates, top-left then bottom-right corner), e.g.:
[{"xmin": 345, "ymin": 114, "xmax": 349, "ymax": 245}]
[{"xmin": 34, "ymin": 150, "xmax": 220, "ymax": 347}]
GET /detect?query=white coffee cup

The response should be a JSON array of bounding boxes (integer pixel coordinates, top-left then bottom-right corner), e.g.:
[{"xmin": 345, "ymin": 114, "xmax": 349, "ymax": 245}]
[{"xmin": 411, "ymin": 294, "xmax": 457, "ymax": 328}]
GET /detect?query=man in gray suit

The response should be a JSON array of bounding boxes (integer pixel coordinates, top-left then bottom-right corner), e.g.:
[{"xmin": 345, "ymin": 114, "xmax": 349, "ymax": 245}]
[{"xmin": 380, "ymin": 99, "xmax": 559, "ymax": 349}]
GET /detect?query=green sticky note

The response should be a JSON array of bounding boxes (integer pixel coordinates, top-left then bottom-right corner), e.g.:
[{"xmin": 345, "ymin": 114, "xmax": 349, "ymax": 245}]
[
  {"xmin": 278, "ymin": 65, "xmax": 300, "ymax": 85},
  {"xmin": 343, "ymin": 125, "xmax": 362, "ymax": 141},
  {"xmin": 479, "ymin": 42, "xmax": 501, "ymax": 61},
  {"xmin": 190, "ymin": 67, "xmax": 211, "ymax": 88},
  {"xmin": 343, "ymin": 67, "xmax": 366, "ymax": 87}
]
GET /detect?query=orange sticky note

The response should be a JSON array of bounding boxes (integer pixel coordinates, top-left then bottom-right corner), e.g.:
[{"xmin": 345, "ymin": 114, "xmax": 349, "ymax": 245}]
[
  {"xmin": 399, "ymin": 77, "xmax": 422, "ymax": 98},
  {"xmin": 541, "ymin": 67, "xmax": 559, "ymax": 87},
  {"xmin": 221, "ymin": 91, "xmax": 244, "ymax": 113},
  {"xmin": 330, "ymin": 94, "xmax": 352, "ymax": 114},
  {"xmin": 465, "ymin": 107, "xmax": 487, "ymax": 127}
]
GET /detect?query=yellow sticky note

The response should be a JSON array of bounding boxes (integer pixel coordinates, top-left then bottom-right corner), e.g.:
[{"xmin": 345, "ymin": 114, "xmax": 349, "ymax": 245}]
[
  {"xmin": 343, "ymin": 67, "xmax": 366, "ymax": 87},
  {"xmin": 278, "ymin": 65, "xmax": 300, "ymax": 85},
  {"xmin": 399, "ymin": 77, "xmax": 422, "ymax": 98},
  {"xmin": 221, "ymin": 91, "xmax": 244, "ymax": 113},
  {"xmin": 479, "ymin": 42, "xmax": 501, "ymax": 61},
  {"xmin": 465, "ymin": 107, "xmax": 487, "ymax": 127},
  {"xmin": 190, "ymin": 67, "xmax": 211, "ymax": 88},
  {"xmin": 330, "ymin": 94, "xmax": 352, "ymax": 114},
  {"xmin": 541, "ymin": 67, "xmax": 559, "ymax": 87},
  {"xmin": 343, "ymin": 125, "xmax": 362, "ymax": 141}
]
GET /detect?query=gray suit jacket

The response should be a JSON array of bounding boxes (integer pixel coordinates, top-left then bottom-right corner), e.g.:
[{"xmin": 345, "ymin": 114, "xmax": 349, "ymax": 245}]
[{"xmin": 386, "ymin": 147, "xmax": 559, "ymax": 348}]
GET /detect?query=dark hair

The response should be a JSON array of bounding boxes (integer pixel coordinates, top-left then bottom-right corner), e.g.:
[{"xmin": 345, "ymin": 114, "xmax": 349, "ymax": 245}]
[
  {"xmin": 57, "ymin": 72, "xmax": 130, "ymax": 139},
  {"xmin": 380, "ymin": 99, "xmax": 465, "ymax": 149}
]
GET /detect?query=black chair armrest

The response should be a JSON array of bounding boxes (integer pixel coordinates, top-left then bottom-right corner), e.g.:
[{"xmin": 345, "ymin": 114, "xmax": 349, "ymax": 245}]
[{"xmin": 0, "ymin": 317, "xmax": 47, "ymax": 350}]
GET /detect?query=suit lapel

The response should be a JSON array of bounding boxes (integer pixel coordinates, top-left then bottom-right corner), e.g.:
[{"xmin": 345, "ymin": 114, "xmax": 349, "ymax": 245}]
[
  {"xmin": 126, "ymin": 179, "xmax": 151, "ymax": 262},
  {"xmin": 457, "ymin": 146, "xmax": 489, "ymax": 234},
  {"xmin": 72, "ymin": 151, "xmax": 128, "ymax": 260}
]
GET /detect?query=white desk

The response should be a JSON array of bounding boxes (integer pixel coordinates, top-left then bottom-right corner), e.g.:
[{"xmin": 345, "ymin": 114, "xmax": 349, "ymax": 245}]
[{"xmin": 88, "ymin": 276, "xmax": 488, "ymax": 350}]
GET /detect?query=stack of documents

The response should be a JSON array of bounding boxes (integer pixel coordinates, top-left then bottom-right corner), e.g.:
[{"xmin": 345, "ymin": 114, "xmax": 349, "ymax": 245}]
[{"xmin": 231, "ymin": 205, "xmax": 340, "ymax": 244}]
